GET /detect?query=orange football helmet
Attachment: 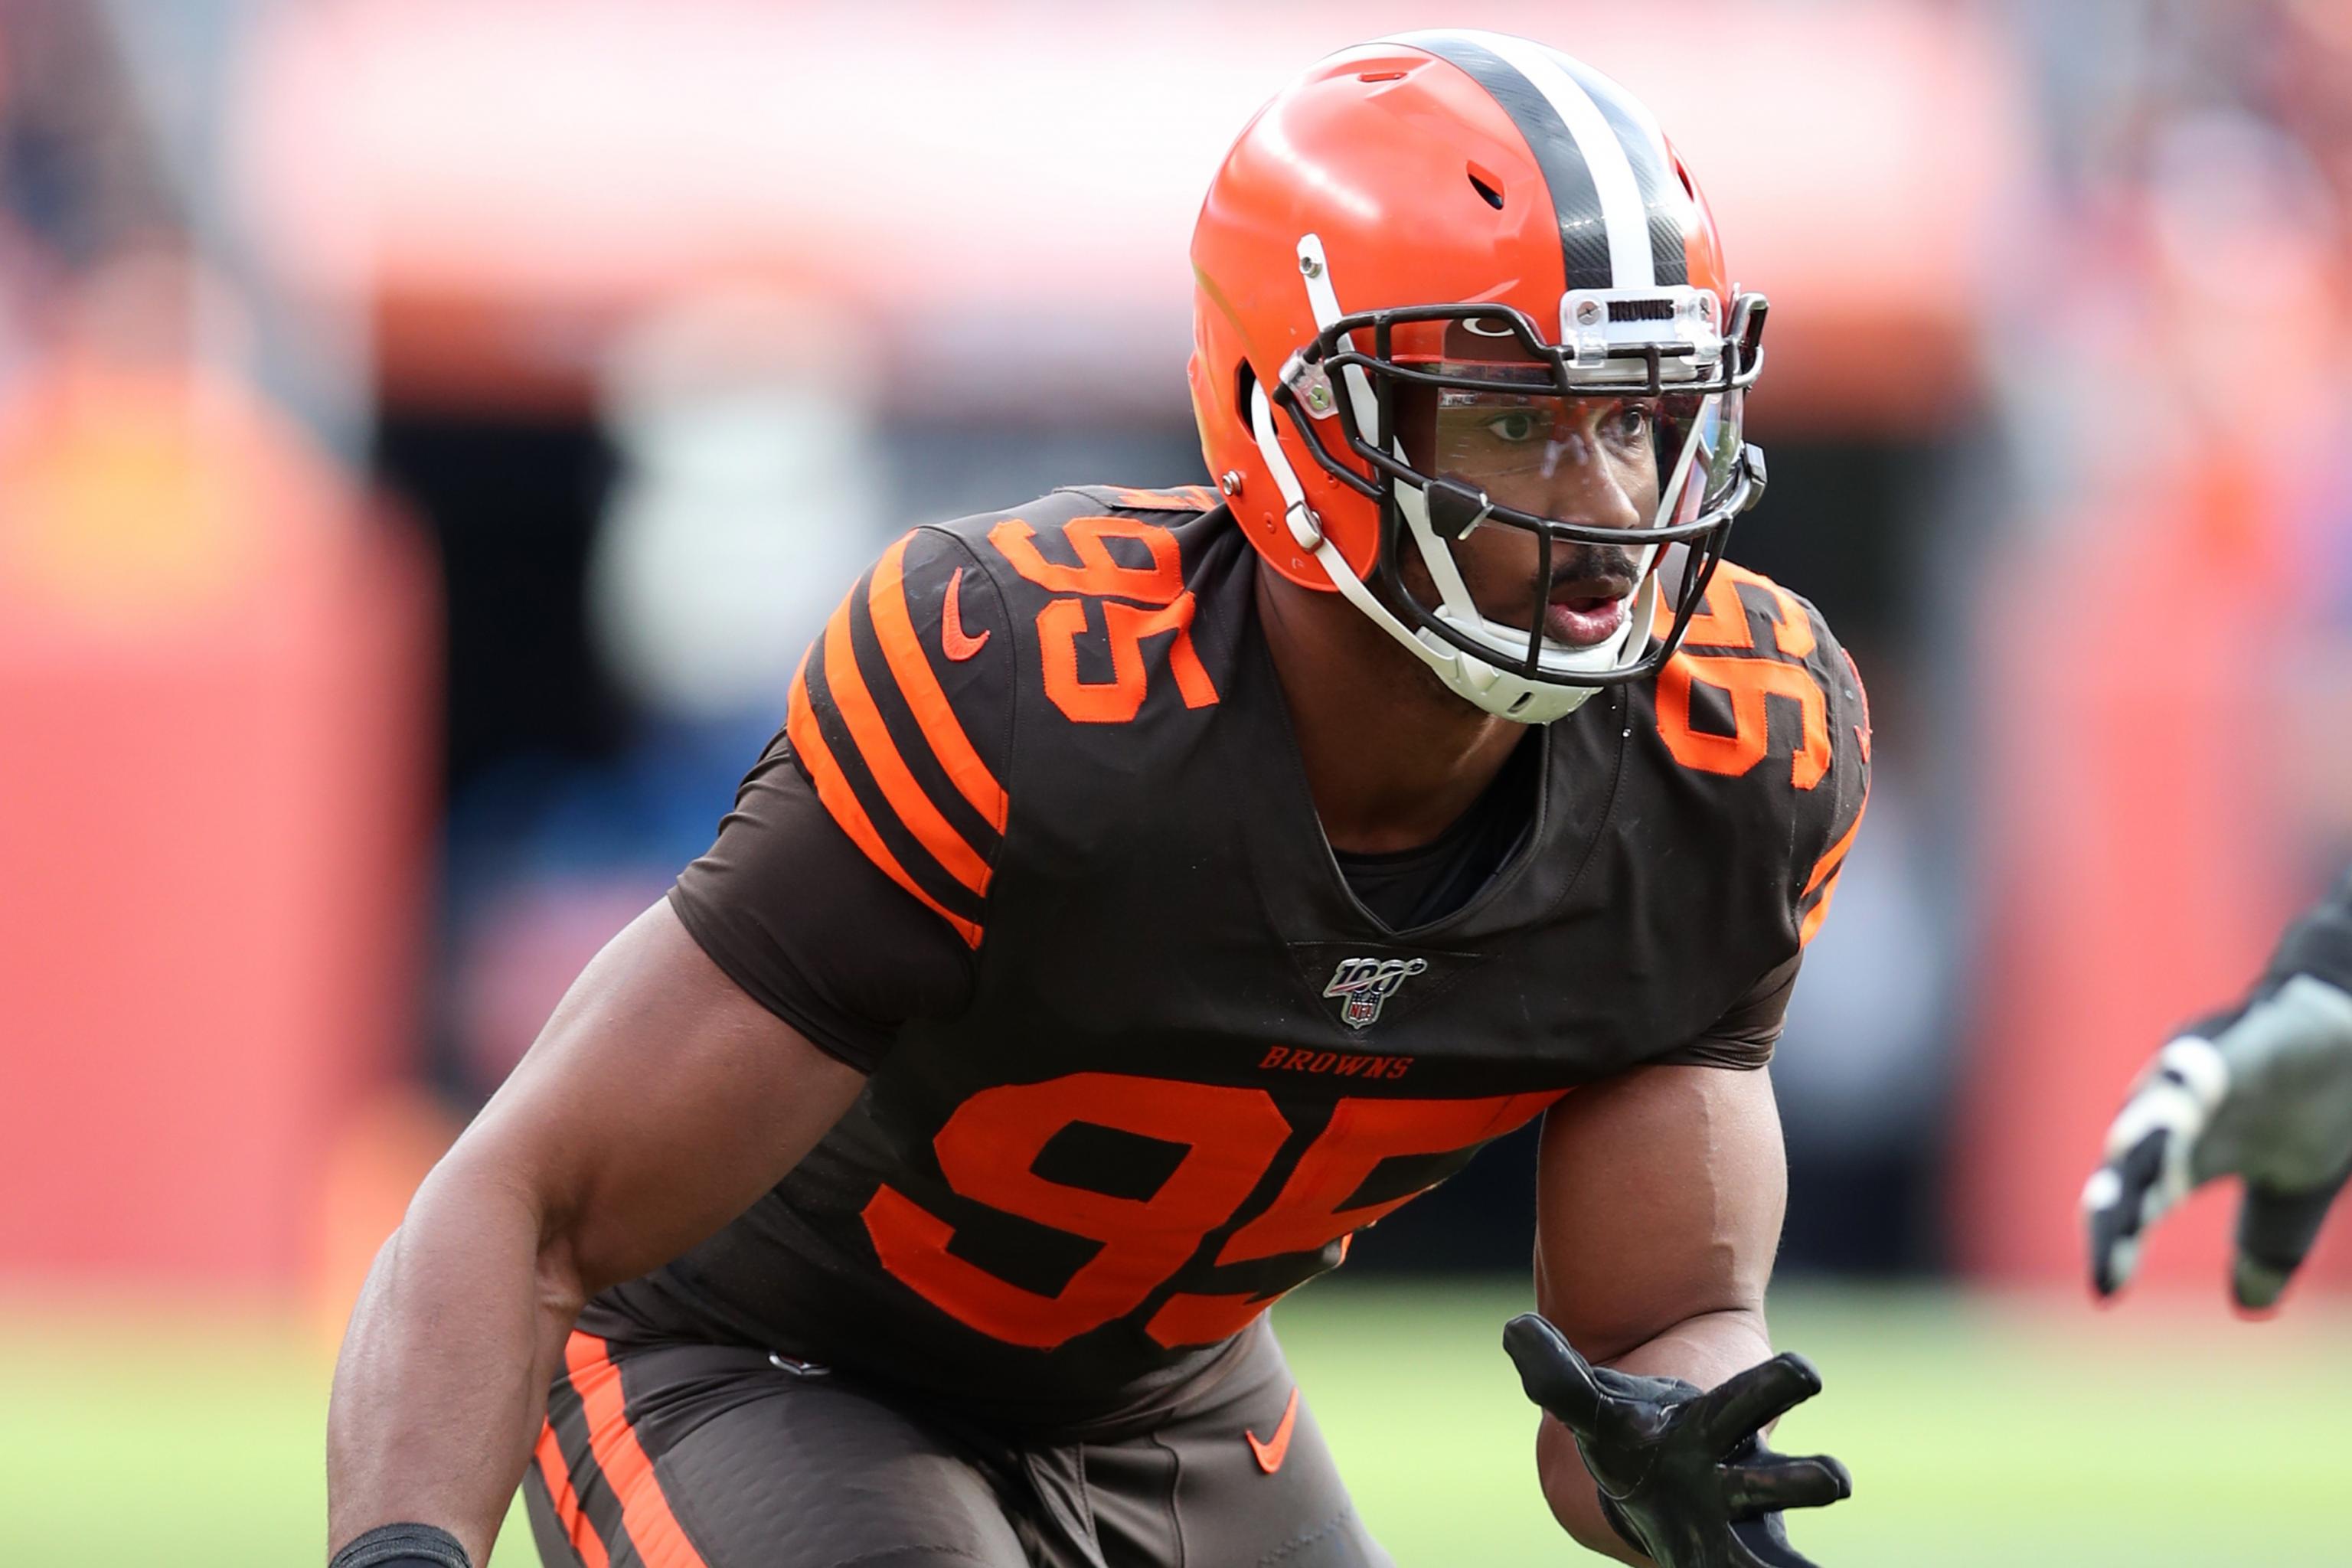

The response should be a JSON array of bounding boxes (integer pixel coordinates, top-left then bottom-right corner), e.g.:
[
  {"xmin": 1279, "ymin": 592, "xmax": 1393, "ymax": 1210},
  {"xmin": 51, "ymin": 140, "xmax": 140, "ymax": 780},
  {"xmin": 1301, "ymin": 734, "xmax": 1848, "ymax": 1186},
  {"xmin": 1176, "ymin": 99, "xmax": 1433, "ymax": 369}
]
[{"xmin": 1189, "ymin": 31, "xmax": 1767, "ymax": 723}]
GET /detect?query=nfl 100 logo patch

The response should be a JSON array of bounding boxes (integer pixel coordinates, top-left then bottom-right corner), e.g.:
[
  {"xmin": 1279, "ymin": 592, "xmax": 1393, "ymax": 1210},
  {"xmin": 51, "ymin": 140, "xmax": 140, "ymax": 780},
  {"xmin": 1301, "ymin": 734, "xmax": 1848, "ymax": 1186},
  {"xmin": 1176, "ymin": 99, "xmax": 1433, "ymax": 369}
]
[{"xmin": 1322, "ymin": 956, "xmax": 1428, "ymax": 1030}]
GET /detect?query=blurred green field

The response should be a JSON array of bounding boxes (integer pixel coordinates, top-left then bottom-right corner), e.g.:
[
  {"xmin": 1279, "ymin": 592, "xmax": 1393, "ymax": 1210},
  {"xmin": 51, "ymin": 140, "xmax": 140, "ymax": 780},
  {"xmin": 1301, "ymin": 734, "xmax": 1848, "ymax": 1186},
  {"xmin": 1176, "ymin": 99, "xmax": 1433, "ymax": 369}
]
[{"xmin": 4, "ymin": 1280, "xmax": 2347, "ymax": 1566}]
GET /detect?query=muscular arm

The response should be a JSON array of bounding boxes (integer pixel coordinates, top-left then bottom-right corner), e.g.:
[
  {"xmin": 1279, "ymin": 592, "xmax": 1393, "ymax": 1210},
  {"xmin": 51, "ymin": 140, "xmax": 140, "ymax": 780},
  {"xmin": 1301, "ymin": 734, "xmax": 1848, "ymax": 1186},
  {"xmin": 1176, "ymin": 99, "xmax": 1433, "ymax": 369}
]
[
  {"xmin": 1528, "ymin": 1064, "xmax": 1788, "ymax": 1563},
  {"xmin": 325, "ymin": 900, "xmax": 868, "ymax": 1565}
]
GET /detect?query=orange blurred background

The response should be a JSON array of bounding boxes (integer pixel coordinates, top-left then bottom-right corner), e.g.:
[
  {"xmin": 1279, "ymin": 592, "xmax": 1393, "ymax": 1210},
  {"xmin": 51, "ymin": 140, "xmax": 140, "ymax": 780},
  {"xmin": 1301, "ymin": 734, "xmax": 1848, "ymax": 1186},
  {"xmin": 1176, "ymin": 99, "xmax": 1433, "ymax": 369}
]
[{"xmin": 5, "ymin": 0, "xmax": 2352, "ymax": 1348}]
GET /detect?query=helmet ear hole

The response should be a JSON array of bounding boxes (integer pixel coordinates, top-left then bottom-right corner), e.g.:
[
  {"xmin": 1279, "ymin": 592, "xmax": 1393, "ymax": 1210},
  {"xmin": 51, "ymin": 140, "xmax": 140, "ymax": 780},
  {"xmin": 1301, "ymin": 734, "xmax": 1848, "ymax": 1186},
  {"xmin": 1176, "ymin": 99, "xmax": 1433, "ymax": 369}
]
[
  {"xmin": 1465, "ymin": 164, "xmax": 1505, "ymax": 210},
  {"xmin": 1233, "ymin": 360, "xmax": 1259, "ymax": 428}
]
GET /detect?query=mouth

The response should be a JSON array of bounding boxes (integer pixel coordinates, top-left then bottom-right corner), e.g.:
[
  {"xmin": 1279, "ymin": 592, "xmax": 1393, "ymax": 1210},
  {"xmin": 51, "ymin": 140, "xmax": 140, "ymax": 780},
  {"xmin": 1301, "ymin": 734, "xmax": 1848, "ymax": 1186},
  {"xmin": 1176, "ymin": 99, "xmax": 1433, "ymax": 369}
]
[{"xmin": 1542, "ymin": 573, "xmax": 1635, "ymax": 648}]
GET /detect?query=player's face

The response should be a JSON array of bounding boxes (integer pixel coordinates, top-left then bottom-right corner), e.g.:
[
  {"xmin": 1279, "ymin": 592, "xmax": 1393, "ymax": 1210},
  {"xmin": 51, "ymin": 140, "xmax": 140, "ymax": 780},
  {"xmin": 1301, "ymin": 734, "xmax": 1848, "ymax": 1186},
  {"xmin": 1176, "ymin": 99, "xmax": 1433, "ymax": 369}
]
[{"xmin": 1396, "ymin": 371, "xmax": 1671, "ymax": 650}]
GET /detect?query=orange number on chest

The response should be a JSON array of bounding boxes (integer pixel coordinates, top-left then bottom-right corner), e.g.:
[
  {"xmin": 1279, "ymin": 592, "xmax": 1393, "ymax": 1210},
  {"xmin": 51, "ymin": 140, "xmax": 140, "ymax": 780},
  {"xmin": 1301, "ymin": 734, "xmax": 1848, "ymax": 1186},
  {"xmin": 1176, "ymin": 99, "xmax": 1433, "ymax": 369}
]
[
  {"xmin": 1142, "ymin": 1089, "xmax": 1557, "ymax": 1348},
  {"xmin": 863, "ymin": 1075, "xmax": 1289, "ymax": 1348},
  {"xmin": 988, "ymin": 517, "xmax": 1220, "ymax": 724},
  {"xmin": 863, "ymin": 1073, "xmax": 1558, "ymax": 1349},
  {"xmin": 1656, "ymin": 563, "xmax": 1831, "ymax": 787}
]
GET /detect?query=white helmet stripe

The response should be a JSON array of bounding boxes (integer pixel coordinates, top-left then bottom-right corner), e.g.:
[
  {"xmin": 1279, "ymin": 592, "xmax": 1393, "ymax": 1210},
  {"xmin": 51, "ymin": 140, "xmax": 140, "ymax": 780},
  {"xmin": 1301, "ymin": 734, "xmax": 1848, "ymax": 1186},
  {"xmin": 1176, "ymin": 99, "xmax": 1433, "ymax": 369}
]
[
  {"xmin": 1455, "ymin": 30, "xmax": 1655, "ymax": 289},
  {"xmin": 1549, "ymin": 52, "xmax": 1690, "ymax": 287}
]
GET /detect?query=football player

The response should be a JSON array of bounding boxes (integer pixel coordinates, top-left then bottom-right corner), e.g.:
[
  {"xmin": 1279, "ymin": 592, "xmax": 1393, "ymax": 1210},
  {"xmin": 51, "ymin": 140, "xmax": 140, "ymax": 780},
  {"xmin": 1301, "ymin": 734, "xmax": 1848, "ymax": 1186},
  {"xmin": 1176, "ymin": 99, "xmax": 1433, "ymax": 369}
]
[
  {"xmin": 2086, "ymin": 869, "xmax": 2352, "ymax": 1312},
  {"xmin": 328, "ymin": 31, "xmax": 1866, "ymax": 1568}
]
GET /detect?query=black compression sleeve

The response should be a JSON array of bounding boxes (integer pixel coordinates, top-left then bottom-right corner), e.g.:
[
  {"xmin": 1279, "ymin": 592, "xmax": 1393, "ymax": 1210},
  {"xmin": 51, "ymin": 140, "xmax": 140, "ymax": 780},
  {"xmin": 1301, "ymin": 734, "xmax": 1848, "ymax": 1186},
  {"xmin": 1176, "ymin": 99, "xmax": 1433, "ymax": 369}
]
[{"xmin": 328, "ymin": 1522, "xmax": 471, "ymax": 1568}]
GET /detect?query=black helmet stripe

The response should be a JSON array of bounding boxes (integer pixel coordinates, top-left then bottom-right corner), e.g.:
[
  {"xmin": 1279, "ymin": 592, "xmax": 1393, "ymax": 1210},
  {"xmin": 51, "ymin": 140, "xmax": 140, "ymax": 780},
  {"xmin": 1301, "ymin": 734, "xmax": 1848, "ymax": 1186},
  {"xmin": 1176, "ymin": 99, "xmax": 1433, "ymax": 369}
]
[
  {"xmin": 1400, "ymin": 31, "xmax": 1618, "ymax": 292},
  {"xmin": 1549, "ymin": 54, "xmax": 1689, "ymax": 287}
]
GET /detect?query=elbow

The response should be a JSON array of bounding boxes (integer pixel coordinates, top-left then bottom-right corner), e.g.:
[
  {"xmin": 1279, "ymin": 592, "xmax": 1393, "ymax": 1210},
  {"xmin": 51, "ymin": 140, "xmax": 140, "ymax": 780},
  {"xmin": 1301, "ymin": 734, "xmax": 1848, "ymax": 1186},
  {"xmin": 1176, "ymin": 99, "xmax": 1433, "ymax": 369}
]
[
  {"xmin": 532, "ymin": 1223, "xmax": 593, "ymax": 1323},
  {"xmin": 1554, "ymin": 1292, "xmax": 1769, "ymax": 1370},
  {"xmin": 1534, "ymin": 1418, "xmax": 1644, "ymax": 1563},
  {"xmin": 410, "ymin": 1140, "xmax": 596, "ymax": 1322},
  {"xmin": 506, "ymin": 1167, "xmax": 593, "ymax": 1321},
  {"xmin": 536, "ymin": 1263, "xmax": 591, "ymax": 1340},
  {"xmin": 1534, "ymin": 1417, "xmax": 1586, "ymax": 1525}
]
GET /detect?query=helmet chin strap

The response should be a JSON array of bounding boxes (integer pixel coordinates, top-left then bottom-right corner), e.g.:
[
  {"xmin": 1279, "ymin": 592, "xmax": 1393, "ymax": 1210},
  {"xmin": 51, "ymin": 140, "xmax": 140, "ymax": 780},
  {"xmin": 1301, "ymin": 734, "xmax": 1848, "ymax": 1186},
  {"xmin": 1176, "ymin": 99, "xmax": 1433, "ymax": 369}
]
[
  {"xmin": 1390, "ymin": 477, "xmax": 1655, "ymax": 681},
  {"xmin": 1249, "ymin": 381, "xmax": 1602, "ymax": 724},
  {"xmin": 1386, "ymin": 336, "xmax": 1705, "ymax": 687}
]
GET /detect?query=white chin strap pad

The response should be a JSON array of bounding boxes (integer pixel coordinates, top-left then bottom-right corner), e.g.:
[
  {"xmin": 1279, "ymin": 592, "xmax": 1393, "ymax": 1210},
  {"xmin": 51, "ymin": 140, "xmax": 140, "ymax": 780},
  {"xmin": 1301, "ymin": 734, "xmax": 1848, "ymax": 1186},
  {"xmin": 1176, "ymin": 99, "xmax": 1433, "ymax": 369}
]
[{"xmin": 1248, "ymin": 381, "xmax": 1608, "ymax": 725}]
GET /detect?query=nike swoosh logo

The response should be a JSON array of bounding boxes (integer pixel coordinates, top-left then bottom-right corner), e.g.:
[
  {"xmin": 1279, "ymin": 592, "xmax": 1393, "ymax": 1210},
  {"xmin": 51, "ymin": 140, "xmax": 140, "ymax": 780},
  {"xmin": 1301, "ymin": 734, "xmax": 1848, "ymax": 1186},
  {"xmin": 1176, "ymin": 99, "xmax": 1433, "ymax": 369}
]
[
  {"xmin": 1245, "ymin": 1387, "xmax": 1299, "ymax": 1475},
  {"xmin": 942, "ymin": 567, "xmax": 989, "ymax": 662}
]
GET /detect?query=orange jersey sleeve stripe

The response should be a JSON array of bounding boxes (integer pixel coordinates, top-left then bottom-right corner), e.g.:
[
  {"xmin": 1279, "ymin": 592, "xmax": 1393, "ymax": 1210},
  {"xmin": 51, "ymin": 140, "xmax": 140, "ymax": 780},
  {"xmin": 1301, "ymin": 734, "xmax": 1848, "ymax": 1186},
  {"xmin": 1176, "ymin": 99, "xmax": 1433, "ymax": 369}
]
[
  {"xmin": 1100, "ymin": 482, "xmax": 1220, "ymax": 511},
  {"xmin": 1798, "ymin": 772, "xmax": 1869, "ymax": 946},
  {"xmin": 1802, "ymin": 791, "xmax": 1868, "ymax": 899},
  {"xmin": 562, "ymin": 1332, "xmax": 710, "ymax": 1568},
  {"xmin": 820, "ymin": 594, "xmax": 993, "ymax": 898},
  {"xmin": 534, "ymin": 1419, "xmax": 612, "ymax": 1568},
  {"xmin": 789, "ymin": 652, "xmax": 985, "ymax": 948},
  {"xmin": 1799, "ymin": 869, "xmax": 1844, "ymax": 946},
  {"xmin": 868, "ymin": 535, "xmax": 1009, "ymax": 832}
]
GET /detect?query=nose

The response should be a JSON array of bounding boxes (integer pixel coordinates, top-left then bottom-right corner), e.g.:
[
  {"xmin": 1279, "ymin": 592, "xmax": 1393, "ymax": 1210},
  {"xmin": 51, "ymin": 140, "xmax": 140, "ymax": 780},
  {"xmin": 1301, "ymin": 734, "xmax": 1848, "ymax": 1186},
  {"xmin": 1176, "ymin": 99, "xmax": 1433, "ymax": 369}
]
[{"xmin": 1527, "ymin": 419, "xmax": 1644, "ymax": 533}]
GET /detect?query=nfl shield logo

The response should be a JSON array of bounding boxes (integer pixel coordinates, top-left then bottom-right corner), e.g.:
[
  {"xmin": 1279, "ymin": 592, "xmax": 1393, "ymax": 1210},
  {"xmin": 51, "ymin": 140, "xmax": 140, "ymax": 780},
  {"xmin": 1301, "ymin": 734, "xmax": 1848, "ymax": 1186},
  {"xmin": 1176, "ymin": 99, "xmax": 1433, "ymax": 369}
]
[{"xmin": 1322, "ymin": 957, "xmax": 1429, "ymax": 1030}]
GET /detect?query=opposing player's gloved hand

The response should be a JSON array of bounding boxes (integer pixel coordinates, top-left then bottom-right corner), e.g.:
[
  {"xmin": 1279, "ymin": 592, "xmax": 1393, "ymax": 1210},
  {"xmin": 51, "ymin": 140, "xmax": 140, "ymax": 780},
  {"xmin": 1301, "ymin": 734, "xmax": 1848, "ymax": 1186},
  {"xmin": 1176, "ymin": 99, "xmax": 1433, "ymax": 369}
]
[
  {"xmin": 2083, "ymin": 970, "xmax": 2352, "ymax": 1311},
  {"xmin": 1503, "ymin": 1315, "xmax": 1851, "ymax": 1568}
]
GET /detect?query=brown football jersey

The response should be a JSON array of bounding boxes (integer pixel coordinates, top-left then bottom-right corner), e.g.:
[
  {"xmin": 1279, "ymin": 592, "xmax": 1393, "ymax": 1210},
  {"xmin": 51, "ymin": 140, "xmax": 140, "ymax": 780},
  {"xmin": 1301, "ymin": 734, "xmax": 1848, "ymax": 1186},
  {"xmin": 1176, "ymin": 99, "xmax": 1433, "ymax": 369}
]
[{"xmin": 612, "ymin": 485, "xmax": 1869, "ymax": 1436}]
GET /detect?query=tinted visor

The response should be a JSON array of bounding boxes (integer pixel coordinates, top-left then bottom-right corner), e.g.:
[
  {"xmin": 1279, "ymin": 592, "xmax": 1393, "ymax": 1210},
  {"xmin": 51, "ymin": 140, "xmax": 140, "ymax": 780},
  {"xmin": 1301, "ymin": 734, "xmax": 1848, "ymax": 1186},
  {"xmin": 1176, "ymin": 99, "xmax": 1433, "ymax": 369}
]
[{"xmin": 1393, "ymin": 364, "xmax": 1742, "ymax": 536}]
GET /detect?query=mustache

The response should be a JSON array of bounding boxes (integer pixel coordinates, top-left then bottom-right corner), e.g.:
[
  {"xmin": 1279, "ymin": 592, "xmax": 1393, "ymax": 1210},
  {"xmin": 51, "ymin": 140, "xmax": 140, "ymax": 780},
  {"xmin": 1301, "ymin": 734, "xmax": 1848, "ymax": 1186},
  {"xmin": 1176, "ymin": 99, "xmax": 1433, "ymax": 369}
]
[{"xmin": 1535, "ymin": 541, "xmax": 1642, "ymax": 596}]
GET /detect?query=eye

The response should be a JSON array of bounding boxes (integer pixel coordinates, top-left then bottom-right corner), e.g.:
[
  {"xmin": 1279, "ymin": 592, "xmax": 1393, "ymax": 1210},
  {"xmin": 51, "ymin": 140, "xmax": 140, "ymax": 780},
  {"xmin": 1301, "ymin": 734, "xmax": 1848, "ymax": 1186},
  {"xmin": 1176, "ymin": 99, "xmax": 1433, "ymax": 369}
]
[
  {"xmin": 1484, "ymin": 410, "xmax": 1541, "ymax": 443},
  {"xmin": 1599, "ymin": 404, "xmax": 1655, "ymax": 453}
]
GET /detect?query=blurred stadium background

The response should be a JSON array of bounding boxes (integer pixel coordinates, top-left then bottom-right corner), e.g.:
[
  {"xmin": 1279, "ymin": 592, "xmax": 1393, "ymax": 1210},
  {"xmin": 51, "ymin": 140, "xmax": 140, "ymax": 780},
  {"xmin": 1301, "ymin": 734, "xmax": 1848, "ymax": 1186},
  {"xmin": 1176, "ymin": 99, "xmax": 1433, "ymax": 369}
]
[{"xmin": 5, "ymin": 1, "xmax": 2352, "ymax": 1562}]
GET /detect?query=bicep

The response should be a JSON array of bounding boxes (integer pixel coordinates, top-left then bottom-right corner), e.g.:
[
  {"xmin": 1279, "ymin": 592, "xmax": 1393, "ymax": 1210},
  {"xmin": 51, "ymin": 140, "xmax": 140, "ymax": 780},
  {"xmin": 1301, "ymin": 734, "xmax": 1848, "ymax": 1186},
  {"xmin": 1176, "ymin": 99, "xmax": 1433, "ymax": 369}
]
[
  {"xmin": 448, "ymin": 899, "xmax": 868, "ymax": 1297},
  {"xmin": 1532, "ymin": 1063, "xmax": 1787, "ymax": 1363}
]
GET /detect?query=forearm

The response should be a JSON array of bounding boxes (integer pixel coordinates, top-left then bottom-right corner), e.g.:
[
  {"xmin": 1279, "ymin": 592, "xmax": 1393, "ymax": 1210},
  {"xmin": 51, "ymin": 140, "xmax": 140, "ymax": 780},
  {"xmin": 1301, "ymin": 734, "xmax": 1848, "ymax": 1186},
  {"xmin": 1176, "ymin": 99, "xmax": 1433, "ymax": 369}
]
[
  {"xmin": 318, "ymin": 900, "xmax": 871, "ymax": 1563},
  {"xmin": 326, "ymin": 1159, "xmax": 586, "ymax": 1566},
  {"xmin": 1534, "ymin": 1306, "xmax": 1774, "ymax": 1563}
]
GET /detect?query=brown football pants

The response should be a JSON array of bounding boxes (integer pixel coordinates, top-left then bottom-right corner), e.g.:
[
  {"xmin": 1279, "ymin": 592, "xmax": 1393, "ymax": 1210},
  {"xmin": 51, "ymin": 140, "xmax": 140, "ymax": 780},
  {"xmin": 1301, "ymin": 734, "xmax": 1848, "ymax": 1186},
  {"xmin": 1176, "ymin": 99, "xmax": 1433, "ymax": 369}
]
[{"xmin": 520, "ymin": 1318, "xmax": 1393, "ymax": 1568}]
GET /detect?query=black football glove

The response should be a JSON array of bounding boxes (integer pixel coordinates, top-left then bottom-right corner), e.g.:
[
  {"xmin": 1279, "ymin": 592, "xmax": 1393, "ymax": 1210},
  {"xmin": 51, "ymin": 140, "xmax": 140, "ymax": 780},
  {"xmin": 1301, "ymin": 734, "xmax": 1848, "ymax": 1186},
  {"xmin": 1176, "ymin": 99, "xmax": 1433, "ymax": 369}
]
[
  {"xmin": 2083, "ymin": 972, "xmax": 2352, "ymax": 1311},
  {"xmin": 1503, "ymin": 1314, "xmax": 1851, "ymax": 1568},
  {"xmin": 328, "ymin": 1522, "xmax": 472, "ymax": 1568}
]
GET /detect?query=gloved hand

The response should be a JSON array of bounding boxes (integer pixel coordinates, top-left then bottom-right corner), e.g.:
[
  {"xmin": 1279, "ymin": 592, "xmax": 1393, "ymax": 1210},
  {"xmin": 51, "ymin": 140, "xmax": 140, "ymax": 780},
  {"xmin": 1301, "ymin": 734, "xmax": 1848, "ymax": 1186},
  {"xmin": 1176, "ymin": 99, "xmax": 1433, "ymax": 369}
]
[
  {"xmin": 1503, "ymin": 1314, "xmax": 1851, "ymax": 1567},
  {"xmin": 2084, "ymin": 970, "xmax": 2352, "ymax": 1311}
]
